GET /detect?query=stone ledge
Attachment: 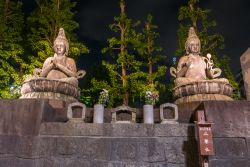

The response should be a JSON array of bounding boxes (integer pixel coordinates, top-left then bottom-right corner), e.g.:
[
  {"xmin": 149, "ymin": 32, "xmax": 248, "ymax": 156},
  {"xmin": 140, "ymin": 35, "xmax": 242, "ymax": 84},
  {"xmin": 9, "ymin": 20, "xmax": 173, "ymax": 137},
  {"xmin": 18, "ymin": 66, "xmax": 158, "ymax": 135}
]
[{"xmin": 39, "ymin": 123, "xmax": 195, "ymax": 137}]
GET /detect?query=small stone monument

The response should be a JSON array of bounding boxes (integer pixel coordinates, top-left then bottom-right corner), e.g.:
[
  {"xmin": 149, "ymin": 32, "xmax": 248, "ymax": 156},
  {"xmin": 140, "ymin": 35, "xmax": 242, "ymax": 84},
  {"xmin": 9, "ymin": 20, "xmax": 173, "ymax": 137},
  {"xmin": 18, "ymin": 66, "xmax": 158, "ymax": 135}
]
[
  {"xmin": 111, "ymin": 105, "xmax": 137, "ymax": 123},
  {"xmin": 20, "ymin": 28, "xmax": 85, "ymax": 101},
  {"xmin": 170, "ymin": 27, "xmax": 233, "ymax": 104},
  {"xmin": 160, "ymin": 103, "xmax": 178, "ymax": 124},
  {"xmin": 240, "ymin": 48, "xmax": 250, "ymax": 100},
  {"xmin": 67, "ymin": 102, "xmax": 86, "ymax": 122}
]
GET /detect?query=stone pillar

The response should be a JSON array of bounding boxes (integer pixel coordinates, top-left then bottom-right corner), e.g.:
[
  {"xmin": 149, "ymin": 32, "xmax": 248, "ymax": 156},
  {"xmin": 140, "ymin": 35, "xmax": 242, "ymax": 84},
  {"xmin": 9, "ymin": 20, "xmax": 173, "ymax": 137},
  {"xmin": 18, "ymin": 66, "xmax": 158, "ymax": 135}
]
[
  {"xmin": 240, "ymin": 47, "xmax": 250, "ymax": 100},
  {"xmin": 143, "ymin": 104, "xmax": 154, "ymax": 124},
  {"xmin": 93, "ymin": 104, "xmax": 104, "ymax": 123}
]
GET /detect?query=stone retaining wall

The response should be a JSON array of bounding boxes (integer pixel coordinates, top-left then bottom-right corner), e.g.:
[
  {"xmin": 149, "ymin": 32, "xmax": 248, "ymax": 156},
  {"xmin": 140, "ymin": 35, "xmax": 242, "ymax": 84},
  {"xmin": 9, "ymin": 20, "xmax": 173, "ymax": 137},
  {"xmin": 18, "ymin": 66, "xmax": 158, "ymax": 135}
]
[{"xmin": 0, "ymin": 100, "xmax": 249, "ymax": 166}]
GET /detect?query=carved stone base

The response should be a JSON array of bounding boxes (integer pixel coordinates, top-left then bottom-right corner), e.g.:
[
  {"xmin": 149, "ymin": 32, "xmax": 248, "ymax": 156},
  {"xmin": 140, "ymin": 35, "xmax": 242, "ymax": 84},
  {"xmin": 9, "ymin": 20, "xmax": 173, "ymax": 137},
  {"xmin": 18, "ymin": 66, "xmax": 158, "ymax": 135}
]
[
  {"xmin": 173, "ymin": 80, "xmax": 233, "ymax": 98},
  {"xmin": 20, "ymin": 79, "xmax": 80, "ymax": 100},
  {"xmin": 20, "ymin": 92, "xmax": 78, "ymax": 101},
  {"xmin": 175, "ymin": 94, "xmax": 233, "ymax": 104},
  {"xmin": 173, "ymin": 80, "xmax": 233, "ymax": 104}
]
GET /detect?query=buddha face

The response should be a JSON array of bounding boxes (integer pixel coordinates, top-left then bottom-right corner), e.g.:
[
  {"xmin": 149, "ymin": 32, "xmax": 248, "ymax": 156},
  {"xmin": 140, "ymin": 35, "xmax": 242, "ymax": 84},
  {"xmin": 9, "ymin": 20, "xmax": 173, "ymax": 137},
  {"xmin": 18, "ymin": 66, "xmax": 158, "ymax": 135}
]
[
  {"xmin": 54, "ymin": 40, "xmax": 66, "ymax": 56},
  {"xmin": 189, "ymin": 39, "xmax": 200, "ymax": 54}
]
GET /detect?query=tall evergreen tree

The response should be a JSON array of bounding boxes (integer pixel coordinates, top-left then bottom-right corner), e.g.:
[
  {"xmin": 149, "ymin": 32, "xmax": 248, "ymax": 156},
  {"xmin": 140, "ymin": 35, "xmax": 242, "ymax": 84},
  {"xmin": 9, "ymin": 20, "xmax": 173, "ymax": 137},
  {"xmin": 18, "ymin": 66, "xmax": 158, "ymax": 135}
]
[
  {"xmin": 26, "ymin": 0, "xmax": 89, "ymax": 70},
  {"xmin": 0, "ymin": 0, "xmax": 28, "ymax": 98},
  {"xmin": 138, "ymin": 14, "xmax": 167, "ymax": 102},
  {"xmin": 176, "ymin": 0, "xmax": 238, "ymax": 94},
  {"xmin": 96, "ymin": 0, "xmax": 145, "ymax": 106}
]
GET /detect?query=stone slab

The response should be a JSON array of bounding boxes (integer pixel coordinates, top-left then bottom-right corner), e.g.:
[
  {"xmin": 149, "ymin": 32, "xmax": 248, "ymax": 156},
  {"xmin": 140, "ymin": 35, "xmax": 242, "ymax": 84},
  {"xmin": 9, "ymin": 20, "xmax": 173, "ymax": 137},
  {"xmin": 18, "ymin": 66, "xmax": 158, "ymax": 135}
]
[
  {"xmin": 0, "ymin": 99, "xmax": 46, "ymax": 136},
  {"xmin": 202, "ymin": 101, "xmax": 250, "ymax": 137},
  {"xmin": 39, "ymin": 123, "xmax": 194, "ymax": 137},
  {"xmin": 209, "ymin": 159, "xmax": 249, "ymax": 167},
  {"xmin": 213, "ymin": 138, "xmax": 247, "ymax": 159},
  {"xmin": 240, "ymin": 47, "xmax": 250, "ymax": 100},
  {"xmin": 245, "ymin": 137, "xmax": 250, "ymax": 158}
]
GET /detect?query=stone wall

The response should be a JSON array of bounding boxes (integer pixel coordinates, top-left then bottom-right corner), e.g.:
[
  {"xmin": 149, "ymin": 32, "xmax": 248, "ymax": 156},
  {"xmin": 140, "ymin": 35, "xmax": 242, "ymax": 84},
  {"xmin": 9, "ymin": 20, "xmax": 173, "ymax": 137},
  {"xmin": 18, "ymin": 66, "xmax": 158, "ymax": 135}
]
[
  {"xmin": 0, "ymin": 123, "xmax": 198, "ymax": 167},
  {"xmin": 0, "ymin": 100, "xmax": 249, "ymax": 166},
  {"xmin": 202, "ymin": 101, "xmax": 250, "ymax": 166}
]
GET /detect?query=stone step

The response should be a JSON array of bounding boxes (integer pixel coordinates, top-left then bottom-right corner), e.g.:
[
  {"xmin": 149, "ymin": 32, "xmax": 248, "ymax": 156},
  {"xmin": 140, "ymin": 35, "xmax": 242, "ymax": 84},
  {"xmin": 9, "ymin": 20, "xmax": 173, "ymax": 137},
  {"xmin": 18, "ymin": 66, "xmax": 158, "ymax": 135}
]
[{"xmin": 39, "ymin": 123, "xmax": 195, "ymax": 137}]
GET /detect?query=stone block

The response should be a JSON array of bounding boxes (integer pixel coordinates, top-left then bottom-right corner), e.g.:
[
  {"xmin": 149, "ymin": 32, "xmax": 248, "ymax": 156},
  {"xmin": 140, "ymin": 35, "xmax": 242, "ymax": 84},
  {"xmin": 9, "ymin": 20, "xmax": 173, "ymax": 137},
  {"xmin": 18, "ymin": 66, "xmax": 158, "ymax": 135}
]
[
  {"xmin": 45, "ymin": 157, "xmax": 92, "ymax": 167},
  {"xmin": 137, "ymin": 138, "xmax": 165, "ymax": 162},
  {"xmin": 15, "ymin": 136, "xmax": 57, "ymax": 158},
  {"xmin": 203, "ymin": 101, "xmax": 250, "ymax": 137},
  {"xmin": 247, "ymin": 138, "xmax": 250, "ymax": 158},
  {"xmin": 94, "ymin": 161, "xmax": 169, "ymax": 167},
  {"xmin": 109, "ymin": 124, "xmax": 154, "ymax": 137},
  {"xmin": 0, "ymin": 157, "xmax": 16, "ymax": 167},
  {"xmin": 39, "ymin": 122, "xmax": 104, "ymax": 136},
  {"xmin": 0, "ymin": 99, "xmax": 46, "ymax": 136},
  {"xmin": 79, "ymin": 138, "xmax": 111, "ymax": 160},
  {"xmin": 240, "ymin": 47, "xmax": 250, "ymax": 100},
  {"xmin": 157, "ymin": 137, "xmax": 198, "ymax": 167},
  {"xmin": 167, "ymin": 164, "xmax": 185, "ymax": 167},
  {"xmin": 54, "ymin": 137, "xmax": 111, "ymax": 161},
  {"xmin": 209, "ymin": 159, "xmax": 248, "ymax": 167},
  {"xmin": 15, "ymin": 158, "xmax": 37, "ymax": 167},
  {"xmin": 55, "ymin": 137, "xmax": 80, "ymax": 156},
  {"xmin": 153, "ymin": 124, "xmax": 195, "ymax": 137},
  {"xmin": 0, "ymin": 135, "xmax": 18, "ymax": 155},
  {"xmin": 214, "ymin": 138, "xmax": 247, "ymax": 158},
  {"xmin": 111, "ymin": 138, "xmax": 138, "ymax": 161},
  {"xmin": 177, "ymin": 101, "xmax": 201, "ymax": 123}
]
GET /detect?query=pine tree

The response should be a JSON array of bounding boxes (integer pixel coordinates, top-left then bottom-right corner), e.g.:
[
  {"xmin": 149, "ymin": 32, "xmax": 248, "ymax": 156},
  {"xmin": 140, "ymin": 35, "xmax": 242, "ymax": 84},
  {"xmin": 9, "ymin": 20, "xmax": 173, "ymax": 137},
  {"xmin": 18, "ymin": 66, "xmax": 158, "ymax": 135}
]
[
  {"xmin": 176, "ymin": 0, "xmax": 238, "ymax": 94},
  {"xmin": 26, "ymin": 0, "xmax": 89, "ymax": 70},
  {"xmin": 0, "ymin": 0, "xmax": 28, "ymax": 98},
  {"xmin": 98, "ymin": 0, "xmax": 145, "ymax": 106}
]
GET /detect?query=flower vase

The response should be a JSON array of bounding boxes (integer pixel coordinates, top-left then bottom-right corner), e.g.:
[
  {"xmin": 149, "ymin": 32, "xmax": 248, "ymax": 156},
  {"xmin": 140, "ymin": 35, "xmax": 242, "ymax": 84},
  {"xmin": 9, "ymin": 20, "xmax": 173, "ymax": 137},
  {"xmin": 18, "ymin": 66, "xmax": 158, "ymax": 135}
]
[
  {"xmin": 143, "ymin": 104, "xmax": 154, "ymax": 124},
  {"xmin": 93, "ymin": 104, "xmax": 104, "ymax": 123}
]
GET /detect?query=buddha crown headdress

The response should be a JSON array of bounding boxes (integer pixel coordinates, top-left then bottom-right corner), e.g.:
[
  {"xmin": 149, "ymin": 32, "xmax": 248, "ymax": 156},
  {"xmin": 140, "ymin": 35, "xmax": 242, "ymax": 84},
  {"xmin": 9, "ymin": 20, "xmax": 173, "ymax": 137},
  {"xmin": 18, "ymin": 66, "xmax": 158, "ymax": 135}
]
[
  {"xmin": 54, "ymin": 28, "xmax": 69, "ymax": 55},
  {"xmin": 185, "ymin": 27, "xmax": 200, "ymax": 54}
]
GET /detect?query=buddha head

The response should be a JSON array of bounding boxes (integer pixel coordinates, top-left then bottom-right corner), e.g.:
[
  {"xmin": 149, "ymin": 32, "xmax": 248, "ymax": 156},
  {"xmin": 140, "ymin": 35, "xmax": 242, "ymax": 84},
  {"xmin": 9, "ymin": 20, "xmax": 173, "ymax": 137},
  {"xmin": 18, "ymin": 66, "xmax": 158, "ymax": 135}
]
[
  {"xmin": 185, "ymin": 27, "xmax": 201, "ymax": 55},
  {"xmin": 53, "ymin": 28, "xmax": 69, "ymax": 56}
]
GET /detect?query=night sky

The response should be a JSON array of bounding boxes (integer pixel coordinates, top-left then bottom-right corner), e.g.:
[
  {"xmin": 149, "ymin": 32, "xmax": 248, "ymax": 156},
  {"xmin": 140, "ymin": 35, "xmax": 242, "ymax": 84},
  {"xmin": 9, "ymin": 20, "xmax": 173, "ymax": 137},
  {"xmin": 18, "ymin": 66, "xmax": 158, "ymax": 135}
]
[{"xmin": 23, "ymin": 0, "xmax": 250, "ymax": 75}]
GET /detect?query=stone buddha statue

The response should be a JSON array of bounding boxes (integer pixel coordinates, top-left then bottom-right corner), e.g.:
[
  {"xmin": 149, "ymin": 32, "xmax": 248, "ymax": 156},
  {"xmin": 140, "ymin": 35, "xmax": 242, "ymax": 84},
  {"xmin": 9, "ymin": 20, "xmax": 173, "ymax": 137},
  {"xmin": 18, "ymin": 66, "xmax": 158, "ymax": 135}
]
[
  {"xmin": 170, "ymin": 27, "xmax": 233, "ymax": 104},
  {"xmin": 170, "ymin": 27, "xmax": 228, "ymax": 86},
  {"xmin": 20, "ymin": 28, "xmax": 85, "ymax": 101}
]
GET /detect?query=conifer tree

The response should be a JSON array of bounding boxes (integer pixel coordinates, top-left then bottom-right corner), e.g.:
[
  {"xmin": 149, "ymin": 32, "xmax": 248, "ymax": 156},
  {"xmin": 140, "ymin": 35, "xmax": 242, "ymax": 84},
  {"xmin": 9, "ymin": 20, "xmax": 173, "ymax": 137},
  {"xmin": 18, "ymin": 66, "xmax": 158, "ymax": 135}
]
[
  {"xmin": 176, "ymin": 0, "xmax": 238, "ymax": 94},
  {"xmin": 26, "ymin": 0, "xmax": 89, "ymax": 70},
  {"xmin": 97, "ymin": 0, "xmax": 145, "ymax": 106},
  {"xmin": 138, "ymin": 14, "xmax": 167, "ymax": 102},
  {"xmin": 0, "ymin": 0, "xmax": 28, "ymax": 98}
]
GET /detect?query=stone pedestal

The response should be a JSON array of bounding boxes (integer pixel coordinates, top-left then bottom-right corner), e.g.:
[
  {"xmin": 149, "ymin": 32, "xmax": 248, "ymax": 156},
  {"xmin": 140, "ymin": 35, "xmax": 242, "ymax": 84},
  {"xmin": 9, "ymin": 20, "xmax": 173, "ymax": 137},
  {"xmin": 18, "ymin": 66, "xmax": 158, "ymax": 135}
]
[
  {"xmin": 173, "ymin": 80, "xmax": 233, "ymax": 104},
  {"xmin": 20, "ymin": 79, "xmax": 80, "ymax": 101}
]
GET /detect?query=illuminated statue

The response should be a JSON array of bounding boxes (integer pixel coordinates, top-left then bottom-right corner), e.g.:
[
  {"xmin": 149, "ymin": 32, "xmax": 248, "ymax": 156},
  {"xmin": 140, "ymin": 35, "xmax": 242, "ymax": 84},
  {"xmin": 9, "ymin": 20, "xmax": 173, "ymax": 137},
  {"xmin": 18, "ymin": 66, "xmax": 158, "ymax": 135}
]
[
  {"xmin": 20, "ymin": 28, "xmax": 85, "ymax": 100},
  {"xmin": 170, "ymin": 27, "xmax": 232, "ymax": 104}
]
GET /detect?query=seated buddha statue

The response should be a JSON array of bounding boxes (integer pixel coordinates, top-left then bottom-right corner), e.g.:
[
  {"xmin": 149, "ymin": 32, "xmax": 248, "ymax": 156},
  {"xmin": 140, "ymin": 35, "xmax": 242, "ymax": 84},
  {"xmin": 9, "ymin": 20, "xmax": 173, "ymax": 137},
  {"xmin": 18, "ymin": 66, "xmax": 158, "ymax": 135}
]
[
  {"xmin": 170, "ymin": 27, "xmax": 228, "ymax": 87},
  {"xmin": 20, "ymin": 28, "xmax": 85, "ymax": 100},
  {"xmin": 26, "ymin": 28, "xmax": 85, "ymax": 87}
]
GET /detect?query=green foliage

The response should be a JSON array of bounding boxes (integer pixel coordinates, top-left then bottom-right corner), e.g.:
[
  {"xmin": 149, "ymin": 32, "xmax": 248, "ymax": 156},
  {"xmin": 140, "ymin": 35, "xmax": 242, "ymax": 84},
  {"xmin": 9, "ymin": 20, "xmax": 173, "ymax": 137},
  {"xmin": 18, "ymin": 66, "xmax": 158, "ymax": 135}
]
[
  {"xmin": 27, "ymin": 0, "xmax": 89, "ymax": 70},
  {"xmin": 176, "ymin": 0, "xmax": 238, "ymax": 97},
  {"xmin": 137, "ymin": 14, "xmax": 167, "ymax": 104},
  {"xmin": 94, "ymin": 0, "xmax": 145, "ymax": 106},
  {"xmin": 177, "ymin": 0, "xmax": 224, "ymax": 60},
  {"xmin": 220, "ymin": 56, "xmax": 239, "ymax": 99},
  {"xmin": 0, "ymin": 0, "xmax": 29, "ymax": 98}
]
